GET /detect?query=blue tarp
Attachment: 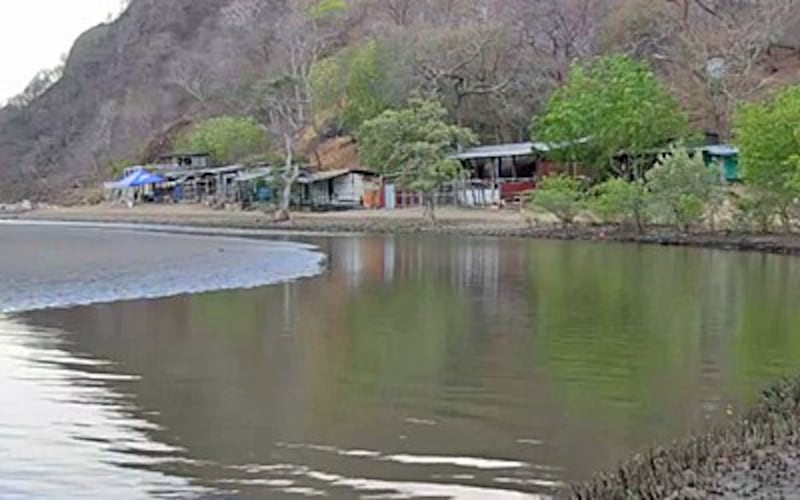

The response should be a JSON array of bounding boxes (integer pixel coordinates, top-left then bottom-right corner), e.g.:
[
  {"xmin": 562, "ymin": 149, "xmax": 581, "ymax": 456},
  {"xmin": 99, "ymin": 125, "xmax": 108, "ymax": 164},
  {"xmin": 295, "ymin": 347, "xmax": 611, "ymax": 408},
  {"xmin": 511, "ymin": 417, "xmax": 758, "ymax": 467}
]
[{"xmin": 113, "ymin": 169, "xmax": 165, "ymax": 188}]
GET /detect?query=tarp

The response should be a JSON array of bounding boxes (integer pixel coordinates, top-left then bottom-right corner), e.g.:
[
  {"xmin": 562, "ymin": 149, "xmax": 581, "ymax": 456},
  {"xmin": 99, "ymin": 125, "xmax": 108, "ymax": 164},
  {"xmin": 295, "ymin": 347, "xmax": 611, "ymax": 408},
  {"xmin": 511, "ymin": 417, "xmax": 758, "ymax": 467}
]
[{"xmin": 112, "ymin": 169, "xmax": 165, "ymax": 189}]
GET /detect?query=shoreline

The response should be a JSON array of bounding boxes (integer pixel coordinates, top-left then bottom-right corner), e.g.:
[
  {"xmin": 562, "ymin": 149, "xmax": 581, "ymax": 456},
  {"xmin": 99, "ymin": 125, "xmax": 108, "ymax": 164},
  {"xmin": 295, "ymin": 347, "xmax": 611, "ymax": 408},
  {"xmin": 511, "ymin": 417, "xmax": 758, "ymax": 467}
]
[
  {"xmin": 571, "ymin": 377, "xmax": 800, "ymax": 499},
  {"xmin": 0, "ymin": 222, "xmax": 325, "ymax": 314},
  {"xmin": 8, "ymin": 204, "xmax": 800, "ymax": 256}
]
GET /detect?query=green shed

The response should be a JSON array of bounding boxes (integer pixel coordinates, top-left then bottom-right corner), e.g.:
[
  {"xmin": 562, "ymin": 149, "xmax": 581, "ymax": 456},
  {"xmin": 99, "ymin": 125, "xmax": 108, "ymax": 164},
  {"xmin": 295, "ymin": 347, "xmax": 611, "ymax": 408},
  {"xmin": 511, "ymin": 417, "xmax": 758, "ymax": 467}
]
[{"xmin": 702, "ymin": 145, "xmax": 740, "ymax": 183}]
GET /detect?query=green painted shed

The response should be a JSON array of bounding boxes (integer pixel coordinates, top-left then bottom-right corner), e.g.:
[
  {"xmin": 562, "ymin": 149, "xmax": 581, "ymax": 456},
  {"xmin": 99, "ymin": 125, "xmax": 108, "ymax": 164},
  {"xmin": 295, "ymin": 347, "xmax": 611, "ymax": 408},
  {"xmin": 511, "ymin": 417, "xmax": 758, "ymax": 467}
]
[{"xmin": 702, "ymin": 145, "xmax": 740, "ymax": 183}]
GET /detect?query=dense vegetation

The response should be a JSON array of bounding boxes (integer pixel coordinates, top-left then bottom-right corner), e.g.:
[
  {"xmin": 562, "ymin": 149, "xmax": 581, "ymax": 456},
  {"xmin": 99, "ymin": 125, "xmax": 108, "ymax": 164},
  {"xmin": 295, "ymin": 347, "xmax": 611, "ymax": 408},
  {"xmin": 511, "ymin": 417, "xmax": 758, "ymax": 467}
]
[
  {"xmin": 176, "ymin": 116, "xmax": 268, "ymax": 166},
  {"xmin": 357, "ymin": 98, "xmax": 475, "ymax": 220},
  {"xmin": 191, "ymin": 0, "xmax": 800, "ymax": 222},
  {"xmin": 534, "ymin": 55, "xmax": 688, "ymax": 177}
]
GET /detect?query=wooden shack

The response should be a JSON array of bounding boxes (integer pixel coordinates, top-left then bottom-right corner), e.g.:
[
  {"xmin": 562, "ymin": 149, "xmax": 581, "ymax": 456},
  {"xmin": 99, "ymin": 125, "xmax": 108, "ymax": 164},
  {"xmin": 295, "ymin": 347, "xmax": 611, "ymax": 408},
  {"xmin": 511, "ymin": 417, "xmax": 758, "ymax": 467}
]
[
  {"xmin": 702, "ymin": 145, "xmax": 740, "ymax": 183},
  {"xmin": 298, "ymin": 168, "xmax": 380, "ymax": 210},
  {"xmin": 156, "ymin": 152, "xmax": 212, "ymax": 170},
  {"xmin": 450, "ymin": 142, "xmax": 575, "ymax": 203}
]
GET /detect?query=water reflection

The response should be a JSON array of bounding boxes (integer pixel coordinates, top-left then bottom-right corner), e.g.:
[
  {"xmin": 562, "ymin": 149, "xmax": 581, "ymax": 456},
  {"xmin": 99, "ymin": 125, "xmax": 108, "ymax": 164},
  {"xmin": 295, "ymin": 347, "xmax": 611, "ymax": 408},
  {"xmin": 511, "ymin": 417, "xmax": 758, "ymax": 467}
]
[
  {"xmin": 12, "ymin": 235, "xmax": 800, "ymax": 498},
  {"xmin": 0, "ymin": 315, "xmax": 202, "ymax": 499}
]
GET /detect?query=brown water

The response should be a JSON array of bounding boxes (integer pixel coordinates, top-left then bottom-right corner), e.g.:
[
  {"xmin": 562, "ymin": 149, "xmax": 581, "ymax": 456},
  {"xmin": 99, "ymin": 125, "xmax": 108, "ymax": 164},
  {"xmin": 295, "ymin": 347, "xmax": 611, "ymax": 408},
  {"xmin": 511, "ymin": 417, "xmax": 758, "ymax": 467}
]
[{"xmin": 4, "ymin": 230, "xmax": 800, "ymax": 499}]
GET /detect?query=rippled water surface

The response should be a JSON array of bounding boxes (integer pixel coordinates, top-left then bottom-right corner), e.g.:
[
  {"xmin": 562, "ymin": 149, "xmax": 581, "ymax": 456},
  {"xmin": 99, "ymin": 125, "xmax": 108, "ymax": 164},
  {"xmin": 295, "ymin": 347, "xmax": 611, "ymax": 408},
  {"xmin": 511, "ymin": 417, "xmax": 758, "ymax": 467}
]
[{"xmin": 3, "ymin": 226, "xmax": 800, "ymax": 499}]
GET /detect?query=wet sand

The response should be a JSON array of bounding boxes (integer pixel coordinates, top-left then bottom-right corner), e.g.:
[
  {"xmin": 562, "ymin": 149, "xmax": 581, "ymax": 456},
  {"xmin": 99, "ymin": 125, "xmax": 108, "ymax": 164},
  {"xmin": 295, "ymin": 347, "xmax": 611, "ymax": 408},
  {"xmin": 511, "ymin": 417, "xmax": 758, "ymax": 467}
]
[
  {"xmin": 10, "ymin": 204, "xmax": 800, "ymax": 257},
  {"xmin": 0, "ymin": 222, "xmax": 324, "ymax": 313}
]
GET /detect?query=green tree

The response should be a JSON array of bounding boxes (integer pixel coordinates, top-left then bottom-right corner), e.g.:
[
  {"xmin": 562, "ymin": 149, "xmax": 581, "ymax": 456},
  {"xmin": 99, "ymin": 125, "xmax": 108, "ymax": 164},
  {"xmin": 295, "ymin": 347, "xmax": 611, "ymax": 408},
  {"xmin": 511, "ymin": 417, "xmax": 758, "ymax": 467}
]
[
  {"xmin": 357, "ymin": 98, "xmax": 476, "ymax": 221},
  {"xmin": 311, "ymin": 39, "xmax": 392, "ymax": 132},
  {"xmin": 534, "ymin": 55, "xmax": 688, "ymax": 177},
  {"xmin": 178, "ymin": 116, "xmax": 267, "ymax": 165},
  {"xmin": 735, "ymin": 85, "xmax": 800, "ymax": 231},
  {"xmin": 310, "ymin": 56, "xmax": 347, "ymax": 129},
  {"xmin": 646, "ymin": 145, "xmax": 721, "ymax": 232},
  {"xmin": 528, "ymin": 174, "xmax": 585, "ymax": 226},
  {"xmin": 343, "ymin": 40, "xmax": 390, "ymax": 130},
  {"xmin": 591, "ymin": 178, "xmax": 651, "ymax": 233}
]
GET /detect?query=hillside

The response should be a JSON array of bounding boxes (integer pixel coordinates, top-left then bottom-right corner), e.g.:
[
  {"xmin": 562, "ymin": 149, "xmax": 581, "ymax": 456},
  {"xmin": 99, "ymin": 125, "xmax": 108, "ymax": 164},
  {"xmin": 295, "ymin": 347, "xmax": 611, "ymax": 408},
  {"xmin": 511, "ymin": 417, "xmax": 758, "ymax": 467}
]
[
  {"xmin": 0, "ymin": 0, "xmax": 281, "ymax": 202},
  {"xmin": 1, "ymin": 0, "xmax": 800, "ymax": 202}
]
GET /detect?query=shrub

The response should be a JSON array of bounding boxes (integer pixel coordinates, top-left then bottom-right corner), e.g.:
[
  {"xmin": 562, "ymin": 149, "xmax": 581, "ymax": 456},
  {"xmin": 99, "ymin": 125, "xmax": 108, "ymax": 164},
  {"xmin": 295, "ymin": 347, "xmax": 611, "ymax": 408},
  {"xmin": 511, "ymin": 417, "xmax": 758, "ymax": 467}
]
[
  {"xmin": 735, "ymin": 85, "xmax": 800, "ymax": 230},
  {"xmin": 590, "ymin": 178, "xmax": 651, "ymax": 232},
  {"xmin": 647, "ymin": 146, "xmax": 721, "ymax": 232},
  {"xmin": 732, "ymin": 190, "xmax": 783, "ymax": 233},
  {"xmin": 529, "ymin": 174, "xmax": 585, "ymax": 226}
]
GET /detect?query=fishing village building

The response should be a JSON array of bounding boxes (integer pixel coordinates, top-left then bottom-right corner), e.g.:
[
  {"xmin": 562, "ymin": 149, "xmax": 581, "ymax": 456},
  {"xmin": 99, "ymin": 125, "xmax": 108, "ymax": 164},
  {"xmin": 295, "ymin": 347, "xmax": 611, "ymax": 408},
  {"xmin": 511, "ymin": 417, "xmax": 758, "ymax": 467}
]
[{"xmin": 104, "ymin": 139, "xmax": 741, "ymax": 211}]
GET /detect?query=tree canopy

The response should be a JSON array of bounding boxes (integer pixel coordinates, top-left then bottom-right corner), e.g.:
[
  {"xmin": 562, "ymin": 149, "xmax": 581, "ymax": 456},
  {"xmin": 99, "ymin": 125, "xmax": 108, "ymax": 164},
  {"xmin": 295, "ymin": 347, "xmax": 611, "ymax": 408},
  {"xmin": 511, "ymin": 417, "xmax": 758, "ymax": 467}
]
[
  {"xmin": 534, "ymin": 54, "xmax": 688, "ymax": 176},
  {"xmin": 311, "ymin": 39, "xmax": 392, "ymax": 133},
  {"xmin": 177, "ymin": 116, "xmax": 267, "ymax": 165},
  {"xmin": 735, "ymin": 85, "xmax": 800, "ymax": 193},
  {"xmin": 734, "ymin": 85, "xmax": 800, "ymax": 227},
  {"xmin": 357, "ymin": 98, "xmax": 476, "ymax": 193}
]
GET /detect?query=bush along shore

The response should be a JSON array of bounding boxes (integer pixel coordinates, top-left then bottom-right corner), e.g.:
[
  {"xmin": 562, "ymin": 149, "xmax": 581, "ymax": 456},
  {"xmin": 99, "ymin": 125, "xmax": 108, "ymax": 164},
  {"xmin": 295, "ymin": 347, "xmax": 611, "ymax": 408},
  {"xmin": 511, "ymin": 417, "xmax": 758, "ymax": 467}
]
[{"xmin": 570, "ymin": 377, "xmax": 800, "ymax": 499}]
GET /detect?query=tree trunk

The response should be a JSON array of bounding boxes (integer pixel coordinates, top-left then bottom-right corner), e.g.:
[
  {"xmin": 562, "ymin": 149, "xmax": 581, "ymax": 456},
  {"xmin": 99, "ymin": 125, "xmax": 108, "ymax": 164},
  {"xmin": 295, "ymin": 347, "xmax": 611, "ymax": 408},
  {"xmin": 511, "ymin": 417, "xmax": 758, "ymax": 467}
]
[
  {"xmin": 422, "ymin": 192, "xmax": 437, "ymax": 224},
  {"xmin": 634, "ymin": 212, "xmax": 644, "ymax": 235},
  {"xmin": 274, "ymin": 134, "xmax": 299, "ymax": 222}
]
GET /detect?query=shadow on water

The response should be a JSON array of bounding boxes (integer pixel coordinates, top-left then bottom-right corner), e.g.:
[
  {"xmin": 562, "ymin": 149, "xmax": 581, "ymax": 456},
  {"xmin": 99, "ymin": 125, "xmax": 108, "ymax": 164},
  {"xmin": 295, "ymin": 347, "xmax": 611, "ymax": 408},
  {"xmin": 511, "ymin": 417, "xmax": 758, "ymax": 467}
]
[{"xmin": 7, "ymin": 234, "xmax": 800, "ymax": 498}]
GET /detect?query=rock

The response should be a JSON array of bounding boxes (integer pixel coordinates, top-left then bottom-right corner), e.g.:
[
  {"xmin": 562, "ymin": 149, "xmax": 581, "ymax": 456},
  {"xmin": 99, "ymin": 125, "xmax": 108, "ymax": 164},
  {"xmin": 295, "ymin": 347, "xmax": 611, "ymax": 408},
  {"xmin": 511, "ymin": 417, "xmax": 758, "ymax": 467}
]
[{"xmin": 678, "ymin": 486, "xmax": 706, "ymax": 499}]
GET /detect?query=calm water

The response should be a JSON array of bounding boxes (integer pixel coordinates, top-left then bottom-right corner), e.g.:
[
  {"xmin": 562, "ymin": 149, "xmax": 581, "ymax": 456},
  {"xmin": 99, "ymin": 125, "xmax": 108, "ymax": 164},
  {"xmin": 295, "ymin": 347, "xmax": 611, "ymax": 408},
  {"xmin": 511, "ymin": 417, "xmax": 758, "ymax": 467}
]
[{"xmin": 3, "ymin": 231, "xmax": 800, "ymax": 499}]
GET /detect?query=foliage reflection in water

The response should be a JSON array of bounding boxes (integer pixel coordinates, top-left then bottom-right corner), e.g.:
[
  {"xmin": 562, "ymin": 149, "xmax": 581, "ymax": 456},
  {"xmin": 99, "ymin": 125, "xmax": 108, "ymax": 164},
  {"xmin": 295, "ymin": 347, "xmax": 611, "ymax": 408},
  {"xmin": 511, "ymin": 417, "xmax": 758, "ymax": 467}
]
[{"xmin": 9, "ymin": 235, "xmax": 800, "ymax": 498}]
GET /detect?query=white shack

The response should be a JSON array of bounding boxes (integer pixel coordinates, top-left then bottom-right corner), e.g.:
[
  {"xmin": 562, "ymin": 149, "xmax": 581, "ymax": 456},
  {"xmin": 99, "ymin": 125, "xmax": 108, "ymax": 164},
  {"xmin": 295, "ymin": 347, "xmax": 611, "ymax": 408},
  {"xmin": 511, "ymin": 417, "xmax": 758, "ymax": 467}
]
[{"xmin": 299, "ymin": 168, "xmax": 380, "ymax": 209}]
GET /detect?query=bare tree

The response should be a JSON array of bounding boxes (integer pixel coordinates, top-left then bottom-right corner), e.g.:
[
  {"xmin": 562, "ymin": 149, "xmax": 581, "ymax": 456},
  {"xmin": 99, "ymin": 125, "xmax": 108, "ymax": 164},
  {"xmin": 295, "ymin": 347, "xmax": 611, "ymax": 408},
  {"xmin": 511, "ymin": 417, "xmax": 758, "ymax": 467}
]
[
  {"xmin": 603, "ymin": 0, "xmax": 796, "ymax": 139},
  {"xmin": 166, "ymin": 56, "xmax": 214, "ymax": 104},
  {"xmin": 252, "ymin": 1, "xmax": 343, "ymax": 221},
  {"xmin": 519, "ymin": 0, "xmax": 600, "ymax": 83},
  {"xmin": 382, "ymin": 0, "xmax": 413, "ymax": 26}
]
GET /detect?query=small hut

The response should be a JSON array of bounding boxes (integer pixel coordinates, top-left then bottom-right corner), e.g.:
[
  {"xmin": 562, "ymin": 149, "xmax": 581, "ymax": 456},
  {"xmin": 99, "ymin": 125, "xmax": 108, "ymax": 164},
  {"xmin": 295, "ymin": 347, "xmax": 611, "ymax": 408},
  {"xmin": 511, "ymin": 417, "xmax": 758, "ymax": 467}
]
[
  {"xmin": 298, "ymin": 168, "xmax": 381, "ymax": 210},
  {"xmin": 702, "ymin": 145, "xmax": 740, "ymax": 183}
]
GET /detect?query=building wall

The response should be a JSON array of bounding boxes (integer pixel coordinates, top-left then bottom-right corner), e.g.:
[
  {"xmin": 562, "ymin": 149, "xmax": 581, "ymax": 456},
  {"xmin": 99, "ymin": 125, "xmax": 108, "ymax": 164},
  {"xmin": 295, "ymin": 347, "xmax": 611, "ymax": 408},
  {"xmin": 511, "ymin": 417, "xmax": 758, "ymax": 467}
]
[
  {"xmin": 308, "ymin": 181, "xmax": 332, "ymax": 206},
  {"xmin": 333, "ymin": 174, "xmax": 364, "ymax": 204},
  {"xmin": 307, "ymin": 173, "xmax": 370, "ymax": 207}
]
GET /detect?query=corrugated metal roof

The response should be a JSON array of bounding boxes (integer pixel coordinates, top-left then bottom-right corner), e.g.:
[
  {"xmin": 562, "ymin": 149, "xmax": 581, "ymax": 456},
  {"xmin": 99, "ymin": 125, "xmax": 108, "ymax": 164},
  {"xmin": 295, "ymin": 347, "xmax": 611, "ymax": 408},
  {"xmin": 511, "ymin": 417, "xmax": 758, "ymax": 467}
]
[
  {"xmin": 450, "ymin": 142, "xmax": 538, "ymax": 160},
  {"xmin": 450, "ymin": 139, "xmax": 588, "ymax": 161},
  {"xmin": 235, "ymin": 167, "xmax": 273, "ymax": 182},
  {"xmin": 705, "ymin": 145, "xmax": 738, "ymax": 157},
  {"xmin": 157, "ymin": 151, "xmax": 211, "ymax": 158},
  {"xmin": 298, "ymin": 168, "xmax": 378, "ymax": 184},
  {"xmin": 159, "ymin": 165, "xmax": 244, "ymax": 178}
]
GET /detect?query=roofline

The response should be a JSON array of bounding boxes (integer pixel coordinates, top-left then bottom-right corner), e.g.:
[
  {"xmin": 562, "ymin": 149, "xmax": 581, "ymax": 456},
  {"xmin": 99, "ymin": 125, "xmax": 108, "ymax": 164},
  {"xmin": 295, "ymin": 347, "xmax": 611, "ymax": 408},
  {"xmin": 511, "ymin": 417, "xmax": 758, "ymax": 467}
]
[
  {"xmin": 450, "ymin": 138, "xmax": 590, "ymax": 161},
  {"xmin": 157, "ymin": 152, "xmax": 212, "ymax": 158}
]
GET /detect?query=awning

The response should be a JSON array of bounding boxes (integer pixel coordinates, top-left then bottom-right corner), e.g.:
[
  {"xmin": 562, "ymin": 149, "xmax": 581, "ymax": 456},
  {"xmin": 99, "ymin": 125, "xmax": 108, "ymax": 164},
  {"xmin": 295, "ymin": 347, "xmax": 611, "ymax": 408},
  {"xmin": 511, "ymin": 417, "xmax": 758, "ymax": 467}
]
[{"xmin": 111, "ymin": 169, "xmax": 166, "ymax": 189}]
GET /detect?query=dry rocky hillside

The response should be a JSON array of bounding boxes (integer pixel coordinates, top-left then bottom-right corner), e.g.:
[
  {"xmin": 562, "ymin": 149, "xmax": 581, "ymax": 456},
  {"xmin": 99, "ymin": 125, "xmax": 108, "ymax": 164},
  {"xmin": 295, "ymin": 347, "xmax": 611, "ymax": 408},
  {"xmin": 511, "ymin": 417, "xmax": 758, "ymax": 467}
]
[
  {"xmin": 2, "ymin": 0, "xmax": 800, "ymax": 202},
  {"xmin": 0, "ymin": 0, "xmax": 282, "ymax": 202}
]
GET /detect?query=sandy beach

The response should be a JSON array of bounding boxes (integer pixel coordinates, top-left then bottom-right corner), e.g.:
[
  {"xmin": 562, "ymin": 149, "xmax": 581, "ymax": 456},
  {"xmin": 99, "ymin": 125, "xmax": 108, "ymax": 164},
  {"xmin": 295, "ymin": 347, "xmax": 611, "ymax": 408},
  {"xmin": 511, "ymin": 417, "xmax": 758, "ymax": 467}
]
[
  {"xmin": 9, "ymin": 203, "xmax": 800, "ymax": 256},
  {"xmin": 0, "ymin": 222, "xmax": 323, "ymax": 313}
]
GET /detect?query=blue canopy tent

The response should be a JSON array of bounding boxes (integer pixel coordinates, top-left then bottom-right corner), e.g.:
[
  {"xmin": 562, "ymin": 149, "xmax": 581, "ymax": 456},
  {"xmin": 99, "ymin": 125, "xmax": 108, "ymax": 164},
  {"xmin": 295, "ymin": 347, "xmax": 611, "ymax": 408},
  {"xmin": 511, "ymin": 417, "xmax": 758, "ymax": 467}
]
[
  {"xmin": 112, "ymin": 168, "xmax": 166, "ymax": 188},
  {"xmin": 104, "ymin": 168, "xmax": 167, "ymax": 206}
]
